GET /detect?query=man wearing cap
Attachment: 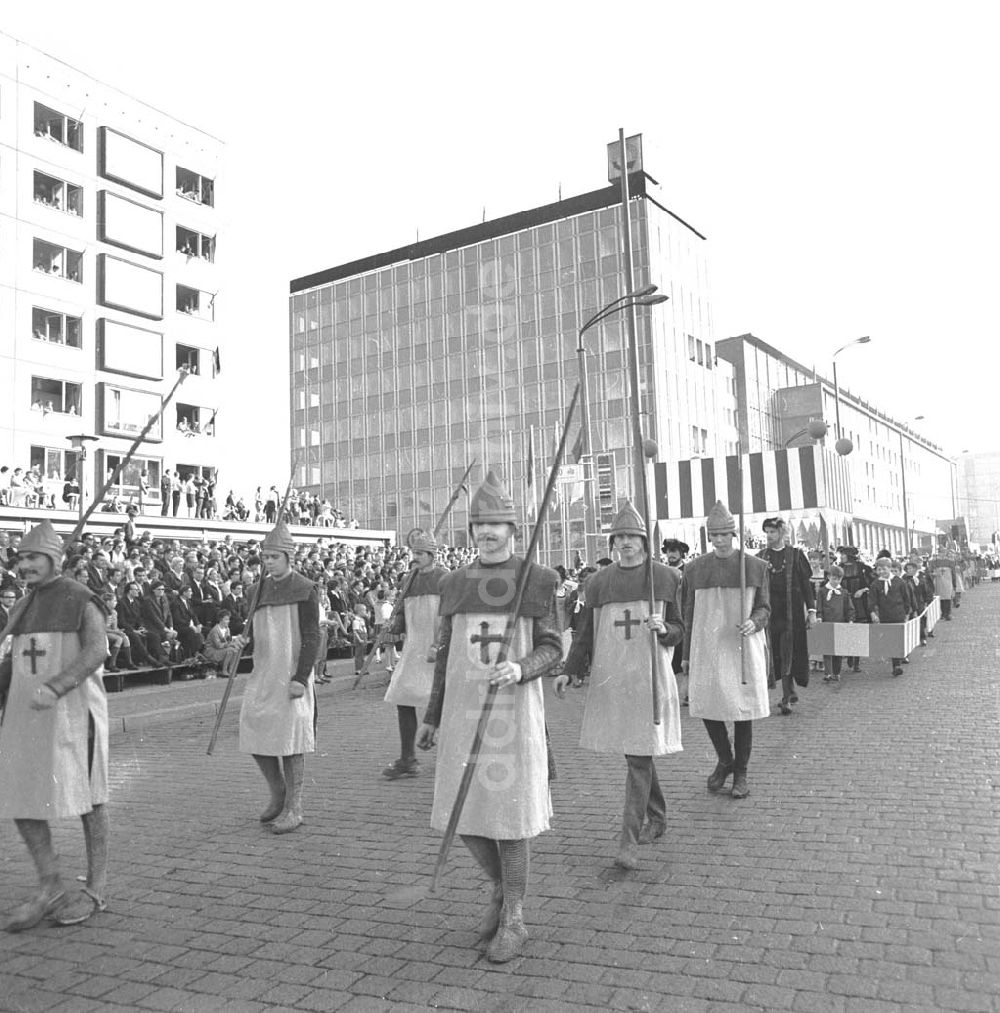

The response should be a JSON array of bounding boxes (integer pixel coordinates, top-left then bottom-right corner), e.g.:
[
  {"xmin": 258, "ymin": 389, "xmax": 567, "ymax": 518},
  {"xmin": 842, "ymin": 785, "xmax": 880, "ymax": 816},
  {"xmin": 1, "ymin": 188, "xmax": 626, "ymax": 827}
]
[
  {"xmin": 416, "ymin": 469, "xmax": 562, "ymax": 963},
  {"xmin": 236, "ymin": 520, "xmax": 320, "ymax": 834},
  {"xmin": 682, "ymin": 501, "xmax": 770, "ymax": 799},
  {"xmin": 558, "ymin": 502, "xmax": 684, "ymax": 871},
  {"xmin": 381, "ymin": 529, "xmax": 448, "ymax": 780},
  {"xmin": 0, "ymin": 520, "xmax": 111, "ymax": 929},
  {"xmin": 758, "ymin": 517, "xmax": 816, "ymax": 715},
  {"xmin": 661, "ymin": 538, "xmax": 690, "ymax": 692},
  {"xmin": 837, "ymin": 545, "xmax": 874, "ymax": 671}
]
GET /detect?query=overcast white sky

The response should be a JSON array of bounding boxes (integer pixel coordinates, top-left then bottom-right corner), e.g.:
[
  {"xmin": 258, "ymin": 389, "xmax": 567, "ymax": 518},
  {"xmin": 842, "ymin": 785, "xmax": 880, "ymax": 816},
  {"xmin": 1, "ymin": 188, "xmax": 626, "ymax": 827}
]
[{"xmin": 7, "ymin": 1, "xmax": 999, "ymax": 498}]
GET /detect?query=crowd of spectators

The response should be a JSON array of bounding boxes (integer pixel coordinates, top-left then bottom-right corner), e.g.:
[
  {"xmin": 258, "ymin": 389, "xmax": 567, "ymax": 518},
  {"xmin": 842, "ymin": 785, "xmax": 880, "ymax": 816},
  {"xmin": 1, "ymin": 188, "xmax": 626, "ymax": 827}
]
[
  {"xmin": 0, "ymin": 462, "xmax": 362, "ymax": 528},
  {"xmin": 0, "ymin": 526, "xmax": 477, "ymax": 676}
]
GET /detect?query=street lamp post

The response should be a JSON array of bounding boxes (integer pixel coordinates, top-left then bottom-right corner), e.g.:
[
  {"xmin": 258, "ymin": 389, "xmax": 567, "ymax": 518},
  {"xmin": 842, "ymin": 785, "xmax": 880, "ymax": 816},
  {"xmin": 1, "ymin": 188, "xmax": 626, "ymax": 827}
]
[
  {"xmin": 66, "ymin": 434, "xmax": 98, "ymax": 525},
  {"xmin": 577, "ymin": 288, "xmax": 669, "ymax": 563},
  {"xmin": 831, "ymin": 336, "xmax": 871, "ymax": 455}
]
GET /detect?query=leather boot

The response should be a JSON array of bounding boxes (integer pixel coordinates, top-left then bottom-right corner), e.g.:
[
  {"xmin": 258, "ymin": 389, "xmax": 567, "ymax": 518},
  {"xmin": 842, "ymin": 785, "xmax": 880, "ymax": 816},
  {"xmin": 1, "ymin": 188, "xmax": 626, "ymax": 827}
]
[
  {"xmin": 487, "ymin": 899, "xmax": 528, "ymax": 963},
  {"xmin": 707, "ymin": 761, "xmax": 734, "ymax": 792},
  {"xmin": 253, "ymin": 755, "xmax": 285, "ymax": 823},
  {"xmin": 270, "ymin": 754, "xmax": 304, "ymax": 834},
  {"xmin": 476, "ymin": 881, "xmax": 504, "ymax": 940}
]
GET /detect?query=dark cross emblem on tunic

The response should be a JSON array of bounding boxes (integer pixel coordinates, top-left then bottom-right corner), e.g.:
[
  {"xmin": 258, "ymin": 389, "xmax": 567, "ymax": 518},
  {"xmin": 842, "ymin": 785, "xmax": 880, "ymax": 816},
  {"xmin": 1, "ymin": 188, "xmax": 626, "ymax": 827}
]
[
  {"xmin": 22, "ymin": 637, "xmax": 46, "ymax": 674},
  {"xmin": 470, "ymin": 621, "xmax": 505, "ymax": 664},
  {"xmin": 614, "ymin": 609, "xmax": 642, "ymax": 640}
]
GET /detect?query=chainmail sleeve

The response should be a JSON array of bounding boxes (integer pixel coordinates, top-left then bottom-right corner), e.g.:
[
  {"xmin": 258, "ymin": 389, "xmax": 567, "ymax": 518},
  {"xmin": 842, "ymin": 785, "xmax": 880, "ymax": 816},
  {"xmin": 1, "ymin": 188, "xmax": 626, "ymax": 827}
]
[
  {"xmin": 423, "ymin": 613, "xmax": 453, "ymax": 728},
  {"xmin": 518, "ymin": 595, "xmax": 563, "ymax": 683}
]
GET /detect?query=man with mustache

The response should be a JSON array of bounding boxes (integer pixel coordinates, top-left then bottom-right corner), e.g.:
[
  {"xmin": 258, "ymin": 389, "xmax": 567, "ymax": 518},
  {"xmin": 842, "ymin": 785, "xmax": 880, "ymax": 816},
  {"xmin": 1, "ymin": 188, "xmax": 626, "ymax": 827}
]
[
  {"xmin": 417, "ymin": 470, "xmax": 562, "ymax": 963},
  {"xmin": 0, "ymin": 520, "xmax": 111, "ymax": 929}
]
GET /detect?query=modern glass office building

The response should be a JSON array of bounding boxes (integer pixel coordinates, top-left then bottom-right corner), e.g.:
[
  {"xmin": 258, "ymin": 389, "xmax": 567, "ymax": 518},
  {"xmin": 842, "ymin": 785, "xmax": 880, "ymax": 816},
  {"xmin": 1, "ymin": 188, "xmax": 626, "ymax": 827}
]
[{"xmin": 290, "ymin": 159, "xmax": 733, "ymax": 562}]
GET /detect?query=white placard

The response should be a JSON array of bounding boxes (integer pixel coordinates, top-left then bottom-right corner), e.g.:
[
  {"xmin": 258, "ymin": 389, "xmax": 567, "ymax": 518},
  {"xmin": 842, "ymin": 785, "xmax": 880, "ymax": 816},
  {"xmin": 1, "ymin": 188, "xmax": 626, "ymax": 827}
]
[
  {"xmin": 100, "ymin": 192, "xmax": 163, "ymax": 258},
  {"xmin": 101, "ymin": 318, "xmax": 162, "ymax": 379},
  {"xmin": 101, "ymin": 127, "xmax": 164, "ymax": 198},
  {"xmin": 100, "ymin": 255, "xmax": 163, "ymax": 319}
]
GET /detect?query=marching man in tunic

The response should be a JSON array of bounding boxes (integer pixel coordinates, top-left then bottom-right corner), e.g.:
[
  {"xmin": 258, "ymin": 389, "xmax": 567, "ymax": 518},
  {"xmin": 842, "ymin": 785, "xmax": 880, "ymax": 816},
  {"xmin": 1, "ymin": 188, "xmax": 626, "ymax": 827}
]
[
  {"xmin": 0, "ymin": 520, "xmax": 110, "ymax": 929},
  {"xmin": 236, "ymin": 520, "xmax": 320, "ymax": 834},
  {"xmin": 682, "ymin": 501, "xmax": 770, "ymax": 799},
  {"xmin": 558, "ymin": 502, "xmax": 684, "ymax": 871},
  {"xmin": 416, "ymin": 470, "xmax": 562, "ymax": 963},
  {"xmin": 381, "ymin": 529, "xmax": 448, "ymax": 780}
]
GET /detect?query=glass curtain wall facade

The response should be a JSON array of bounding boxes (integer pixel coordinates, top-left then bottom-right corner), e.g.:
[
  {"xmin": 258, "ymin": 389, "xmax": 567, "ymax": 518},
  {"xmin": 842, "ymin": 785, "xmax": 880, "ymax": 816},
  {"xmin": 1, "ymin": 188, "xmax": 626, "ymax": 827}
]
[{"xmin": 290, "ymin": 182, "xmax": 716, "ymax": 565}]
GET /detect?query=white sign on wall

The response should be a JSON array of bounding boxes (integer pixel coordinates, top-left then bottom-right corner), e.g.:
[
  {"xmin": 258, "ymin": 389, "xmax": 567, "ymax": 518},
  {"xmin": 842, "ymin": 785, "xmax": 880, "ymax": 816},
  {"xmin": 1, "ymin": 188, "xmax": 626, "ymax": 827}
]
[
  {"xmin": 100, "ymin": 318, "xmax": 162, "ymax": 379},
  {"xmin": 99, "ymin": 191, "xmax": 163, "ymax": 258},
  {"xmin": 99, "ymin": 254, "xmax": 163, "ymax": 319},
  {"xmin": 100, "ymin": 127, "xmax": 164, "ymax": 198}
]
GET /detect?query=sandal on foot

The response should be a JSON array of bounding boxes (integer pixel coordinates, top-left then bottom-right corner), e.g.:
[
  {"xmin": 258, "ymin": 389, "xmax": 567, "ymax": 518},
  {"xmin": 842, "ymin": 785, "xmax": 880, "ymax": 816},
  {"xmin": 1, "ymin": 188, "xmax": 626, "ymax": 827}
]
[{"xmin": 52, "ymin": 888, "xmax": 107, "ymax": 927}]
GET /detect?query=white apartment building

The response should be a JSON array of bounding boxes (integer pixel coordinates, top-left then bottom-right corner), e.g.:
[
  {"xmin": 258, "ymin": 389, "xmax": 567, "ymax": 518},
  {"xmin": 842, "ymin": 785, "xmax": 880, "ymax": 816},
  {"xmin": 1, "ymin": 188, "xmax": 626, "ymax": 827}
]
[{"xmin": 0, "ymin": 33, "xmax": 224, "ymax": 510}]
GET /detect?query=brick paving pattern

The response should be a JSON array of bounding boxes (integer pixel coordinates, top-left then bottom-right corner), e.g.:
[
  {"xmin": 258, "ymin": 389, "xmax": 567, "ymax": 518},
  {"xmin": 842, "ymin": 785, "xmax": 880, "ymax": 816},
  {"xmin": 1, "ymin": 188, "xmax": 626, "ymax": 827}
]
[{"xmin": 2, "ymin": 585, "xmax": 998, "ymax": 1012}]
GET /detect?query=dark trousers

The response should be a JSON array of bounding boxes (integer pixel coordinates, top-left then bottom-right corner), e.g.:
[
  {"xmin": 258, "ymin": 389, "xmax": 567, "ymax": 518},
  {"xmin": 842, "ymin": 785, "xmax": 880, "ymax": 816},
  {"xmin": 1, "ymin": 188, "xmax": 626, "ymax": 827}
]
[
  {"xmin": 940, "ymin": 599, "xmax": 952, "ymax": 619},
  {"xmin": 620, "ymin": 755, "xmax": 667, "ymax": 847},
  {"xmin": 823, "ymin": 655, "xmax": 843, "ymax": 676},
  {"xmin": 703, "ymin": 719, "xmax": 752, "ymax": 773}
]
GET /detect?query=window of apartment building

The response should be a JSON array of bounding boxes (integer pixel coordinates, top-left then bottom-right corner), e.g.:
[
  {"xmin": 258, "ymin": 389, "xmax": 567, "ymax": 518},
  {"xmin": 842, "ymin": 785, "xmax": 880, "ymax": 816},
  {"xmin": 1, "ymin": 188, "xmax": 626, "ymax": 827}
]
[
  {"xmin": 705, "ymin": 343, "xmax": 713, "ymax": 369},
  {"xmin": 176, "ymin": 344, "xmax": 202, "ymax": 374},
  {"xmin": 175, "ymin": 167, "xmax": 214, "ymax": 206},
  {"xmin": 99, "ymin": 383, "xmax": 161, "ymax": 440},
  {"xmin": 33, "ymin": 239, "xmax": 83, "ymax": 282},
  {"xmin": 696, "ymin": 339, "xmax": 704, "ymax": 366},
  {"xmin": 33, "ymin": 170, "xmax": 83, "ymax": 216},
  {"xmin": 104, "ymin": 453, "xmax": 161, "ymax": 501},
  {"xmin": 176, "ymin": 284, "xmax": 215, "ymax": 320},
  {"xmin": 32, "ymin": 307, "xmax": 82, "ymax": 348},
  {"xmin": 34, "ymin": 102, "xmax": 83, "ymax": 151},
  {"xmin": 30, "ymin": 376, "xmax": 81, "ymax": 415},
  {"xmin": 688, "ymin": 334, "xmax": 696, "ymax": 363},
  {"xmin": 176, "ymin": 403, "xmax": 215, "ymax": 437},
  {"xmin": 176, "ymin": 225, "xmax": 215, "ymax": 261},
  {"xmin": 30, "ymin": 446, "xmax": 75, "ymax": 482}
]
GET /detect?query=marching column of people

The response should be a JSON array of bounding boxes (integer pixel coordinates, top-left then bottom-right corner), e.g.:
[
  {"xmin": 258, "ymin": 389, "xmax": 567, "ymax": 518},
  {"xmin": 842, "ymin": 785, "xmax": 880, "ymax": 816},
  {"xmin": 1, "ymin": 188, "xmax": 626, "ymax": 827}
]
[{"xmin": 0, "ymin": 498, "xmax": 982, "ymax": 953}]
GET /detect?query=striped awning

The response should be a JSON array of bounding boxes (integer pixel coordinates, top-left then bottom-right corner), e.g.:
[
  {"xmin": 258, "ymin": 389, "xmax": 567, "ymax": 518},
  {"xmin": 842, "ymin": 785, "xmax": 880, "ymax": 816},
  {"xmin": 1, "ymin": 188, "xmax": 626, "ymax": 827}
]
[{"xmin": 653, "ymin": 445, "xmax": 853, "ymax": 521}]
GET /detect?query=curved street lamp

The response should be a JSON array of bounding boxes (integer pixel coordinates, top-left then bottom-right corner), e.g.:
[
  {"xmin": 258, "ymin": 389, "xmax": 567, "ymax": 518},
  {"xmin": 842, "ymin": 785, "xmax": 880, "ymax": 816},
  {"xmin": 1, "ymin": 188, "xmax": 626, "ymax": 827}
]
[
  {"xmin": 831, "ymin": 336, "xmax": 871, "ymax": 455},
  {"xmin": 577, "ymin": 287, "xmax": 670, "ymax": 562}
]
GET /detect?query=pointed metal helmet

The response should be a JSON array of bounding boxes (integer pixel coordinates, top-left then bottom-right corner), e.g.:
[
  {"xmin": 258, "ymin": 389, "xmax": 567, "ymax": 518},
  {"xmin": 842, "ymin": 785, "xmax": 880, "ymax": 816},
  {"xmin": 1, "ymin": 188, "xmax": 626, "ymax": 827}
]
[
  {"xmin": 469, "ymin": 468, "xmax": 517, "ymax": 524},
  {"xmin": 262, "ymin": 519, "xmax": 296, "ymax": 558},
  {"xmin": 608, "ymin": 500, "xmax": 646, "ymax": 540},
  {"xmin": 706, "ymin": 499, "xmax": 737, "ymax": 535},
  {"xmin": 18, "ymin": 518, "xmax": 64, "ymax": 568},
  {"xmin": 406, "ymin": 527, "xmax": 437, "ymax": 553}
]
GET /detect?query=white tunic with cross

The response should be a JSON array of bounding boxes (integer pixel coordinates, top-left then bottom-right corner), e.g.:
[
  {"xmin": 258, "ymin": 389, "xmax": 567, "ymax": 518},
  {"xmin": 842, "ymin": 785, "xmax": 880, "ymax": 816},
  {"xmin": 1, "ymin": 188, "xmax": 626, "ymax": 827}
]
[
  {"xmin": 430, "ymin": 612, "xmax": 551, "ymax": 840},
  {"xmin": 579, "ymin": 599, "xmax": 682, "ymax": 756},
  {"xmin": 0, "ymin": 630, "xmax": 109, "ymax": 819}
]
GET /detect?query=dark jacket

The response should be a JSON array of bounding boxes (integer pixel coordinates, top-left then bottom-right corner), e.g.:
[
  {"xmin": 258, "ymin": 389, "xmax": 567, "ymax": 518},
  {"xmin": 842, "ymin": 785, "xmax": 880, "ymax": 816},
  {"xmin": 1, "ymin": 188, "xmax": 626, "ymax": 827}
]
[{"xmin": 869, "ymin": 575, "xmax": 910, "ymax": 623}]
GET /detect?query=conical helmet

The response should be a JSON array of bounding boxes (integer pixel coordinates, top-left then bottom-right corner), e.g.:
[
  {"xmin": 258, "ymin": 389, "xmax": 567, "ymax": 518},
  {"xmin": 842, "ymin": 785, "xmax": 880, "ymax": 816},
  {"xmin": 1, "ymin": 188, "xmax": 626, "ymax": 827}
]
[
  {"xmin": 706, "ymin": 500, "xmax": 737, "ymax": 535},
  {"xmin": 469, "ymin": 469, "xmax": 516, "ymax": 524},
  {"xmin": 406, "ymin": 528, "xmax": 437, "ymax": 553},
  {"xmin": 608, "ymin": 500, "xmax": 646, "ymax": 540},
  {"xmin": 18, "ymin": 519, "xmax": 64, "ymax": 568},
  {"xmin": 262, "ymin": 519, "xmax": 295, "ymax": 558}
]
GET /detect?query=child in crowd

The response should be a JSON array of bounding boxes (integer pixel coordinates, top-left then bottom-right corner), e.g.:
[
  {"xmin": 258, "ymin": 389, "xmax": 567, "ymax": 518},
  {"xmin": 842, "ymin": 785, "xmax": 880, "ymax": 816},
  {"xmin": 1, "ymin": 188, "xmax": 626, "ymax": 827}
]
[
  {"xmin": 372, "ymin": 589, "xmax": 397, "ymax": 671},
  {"xmin": 903, "ymin": 560, "xmax": 929, "ymax": 644},
  {"xmin": 869, "ymin": 556, "xmax": 909, "ymax": 676},
  {"xmin": 102, "ymin": 591, "xmax": 137, "ymax": 672},
  {"xmin": 350, "ymin": 604, "xmax": 369, "ymax": 678},
  {"xmin": 818, "ymin": 564, "xmax": 854, "ymax": 682}
]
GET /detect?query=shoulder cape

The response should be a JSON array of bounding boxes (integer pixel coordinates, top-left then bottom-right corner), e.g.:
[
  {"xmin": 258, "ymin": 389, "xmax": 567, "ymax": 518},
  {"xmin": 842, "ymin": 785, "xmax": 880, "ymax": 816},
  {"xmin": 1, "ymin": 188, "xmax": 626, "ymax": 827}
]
[
  {"xmin": 5, "ymin": 576, "xmax": 108, "ymax": 637},
  {"xmin": 255, "ymin": 569, "xmax": 316, "ymax": 607},
  {"xmin": 438, "ymin": 556, "xmax": 558, "ymax": 616},
  {"xmin": 404, "ymin": 565, "xmax": 449, "ymax": 599},
  {"xmin": 584, "ymin": 560, "xmax": 680, "ymax": 607},
  {"xmin": 682, "ymin": 551, "xmax": 770, "ymax": 591}
]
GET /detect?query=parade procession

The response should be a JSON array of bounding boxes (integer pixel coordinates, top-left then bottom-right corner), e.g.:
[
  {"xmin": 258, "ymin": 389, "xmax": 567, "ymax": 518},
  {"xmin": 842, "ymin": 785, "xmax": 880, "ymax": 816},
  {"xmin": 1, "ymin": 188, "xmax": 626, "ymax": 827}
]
[{"xmin": 2, "ymin": 8, "xmax": 1000, "ymax": 1011}]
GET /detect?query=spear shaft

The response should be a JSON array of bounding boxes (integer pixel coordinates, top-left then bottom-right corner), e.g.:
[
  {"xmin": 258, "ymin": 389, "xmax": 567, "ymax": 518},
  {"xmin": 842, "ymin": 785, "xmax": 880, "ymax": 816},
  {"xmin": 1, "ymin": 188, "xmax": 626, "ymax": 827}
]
[{"xmin": 430, "ymin": 386, "xmax": 579, "ymax": 893}]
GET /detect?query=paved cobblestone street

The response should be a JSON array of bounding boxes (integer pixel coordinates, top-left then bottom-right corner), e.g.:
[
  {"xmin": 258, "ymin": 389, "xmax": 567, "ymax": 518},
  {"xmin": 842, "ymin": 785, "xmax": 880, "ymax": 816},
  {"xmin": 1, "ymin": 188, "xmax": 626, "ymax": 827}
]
[{"xmin": 2, "ymin": 585, "xmax": 998, "ymax": 1012}]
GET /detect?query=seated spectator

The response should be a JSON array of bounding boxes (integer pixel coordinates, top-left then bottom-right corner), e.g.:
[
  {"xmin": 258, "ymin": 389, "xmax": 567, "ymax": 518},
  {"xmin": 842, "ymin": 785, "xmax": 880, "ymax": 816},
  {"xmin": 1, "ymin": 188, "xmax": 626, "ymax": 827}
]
[
  {"xmin": 203, "ymin": 610, "xmax": 241, "ymax": 670},
  {"xmin": 171, "ymin": 584, "xmax": 206, "ymax": 660}
]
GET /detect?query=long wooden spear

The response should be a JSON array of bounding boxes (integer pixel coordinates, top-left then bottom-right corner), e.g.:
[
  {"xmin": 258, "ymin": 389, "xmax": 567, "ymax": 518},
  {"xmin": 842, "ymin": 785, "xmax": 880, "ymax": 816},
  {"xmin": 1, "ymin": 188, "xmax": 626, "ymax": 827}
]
[
  {"xmin": 353, "ymin": 459, "xmax": 477, "ymax": 690},
  {"xmin": 64, "ymin": 367, "xmax": 191, "ymax": 550},
  {"xmin": 207, "ymin": 455, "xmax": 298, "ymax": 755},
  {"xmin": 430, "ymin": 385, "xmax": 579, "ymax": 893}
]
